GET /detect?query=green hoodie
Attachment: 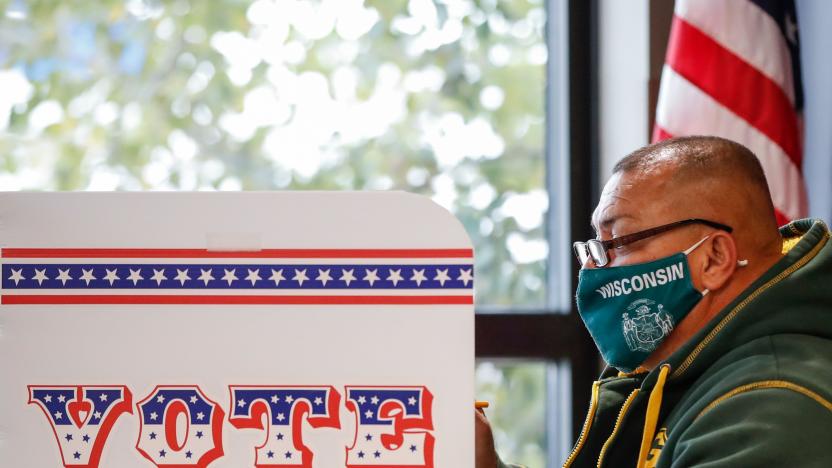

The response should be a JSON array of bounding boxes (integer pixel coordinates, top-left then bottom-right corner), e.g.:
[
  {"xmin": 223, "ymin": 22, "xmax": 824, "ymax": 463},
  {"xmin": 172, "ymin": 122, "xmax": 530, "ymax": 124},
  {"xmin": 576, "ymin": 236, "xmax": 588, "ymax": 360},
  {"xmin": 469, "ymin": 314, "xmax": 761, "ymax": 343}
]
[{"xmin": 557, "ymin": 218, "xmax": 832, "ymax": 467}]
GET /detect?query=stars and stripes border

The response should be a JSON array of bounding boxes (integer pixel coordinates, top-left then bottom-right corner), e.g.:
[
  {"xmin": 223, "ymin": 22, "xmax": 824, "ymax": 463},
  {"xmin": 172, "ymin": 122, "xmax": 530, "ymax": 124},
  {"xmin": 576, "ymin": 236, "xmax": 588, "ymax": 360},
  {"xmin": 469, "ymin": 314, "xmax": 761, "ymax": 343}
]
[{"xmin": 0, "ymin": 248, "xmax": 474, "ymax": 305}]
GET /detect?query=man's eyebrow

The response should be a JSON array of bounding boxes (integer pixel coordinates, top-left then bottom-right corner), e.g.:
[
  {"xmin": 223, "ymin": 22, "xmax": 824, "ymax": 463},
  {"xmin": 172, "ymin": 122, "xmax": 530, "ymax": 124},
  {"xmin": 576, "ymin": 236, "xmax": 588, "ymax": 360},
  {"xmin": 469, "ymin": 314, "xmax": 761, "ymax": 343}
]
[{"xmin": 596, "ymin": 214, "xmax": 635, "ymax": 232}]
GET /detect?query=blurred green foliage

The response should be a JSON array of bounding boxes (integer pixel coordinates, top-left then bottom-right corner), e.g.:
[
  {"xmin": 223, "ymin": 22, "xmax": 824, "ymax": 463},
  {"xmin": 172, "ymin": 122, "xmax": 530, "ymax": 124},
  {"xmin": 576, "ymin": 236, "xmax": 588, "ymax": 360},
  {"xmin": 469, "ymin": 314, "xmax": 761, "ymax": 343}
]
[
  {"xmin": 0, "ymin": 0, "xmax": 549, "ymax": 307},
  {"xmin": 477, "ymin": 360, "xmax": 547, "ymax": 467}
]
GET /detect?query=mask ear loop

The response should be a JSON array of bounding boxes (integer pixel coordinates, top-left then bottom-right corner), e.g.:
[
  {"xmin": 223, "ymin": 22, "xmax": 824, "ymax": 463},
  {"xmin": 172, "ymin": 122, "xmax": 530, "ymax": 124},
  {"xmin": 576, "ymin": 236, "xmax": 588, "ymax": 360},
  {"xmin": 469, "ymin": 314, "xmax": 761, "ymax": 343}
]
[
  {"xmin": 686, "ymin": 236, "xmax": 749, "ymax": 296},
  {"xmin": 684, "ymin": 234, "xmax": 750, "ymax": 266},
  {"xmin": 683, "ymin": 235, "xmax": 710, "ymax": 255}
]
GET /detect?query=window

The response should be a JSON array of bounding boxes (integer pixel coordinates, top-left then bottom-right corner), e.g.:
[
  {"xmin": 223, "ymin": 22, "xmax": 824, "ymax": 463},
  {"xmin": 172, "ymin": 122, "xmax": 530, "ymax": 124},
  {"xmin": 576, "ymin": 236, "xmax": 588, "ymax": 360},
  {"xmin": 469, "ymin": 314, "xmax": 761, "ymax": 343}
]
[
  {"xmin": 0, "ymin": 0, "xmax": 547, "ymax": 306},
  {"xmin": 0, "ymin": 0, "xmax": 598, "ymax": 465}
]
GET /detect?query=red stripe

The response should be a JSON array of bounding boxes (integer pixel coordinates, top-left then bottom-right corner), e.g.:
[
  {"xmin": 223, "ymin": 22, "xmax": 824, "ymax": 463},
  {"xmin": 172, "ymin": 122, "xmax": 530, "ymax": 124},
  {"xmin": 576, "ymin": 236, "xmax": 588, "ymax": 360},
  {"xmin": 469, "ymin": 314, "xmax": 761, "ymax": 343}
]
[
  {"xmin": 1, "ymin": 295, "xmax": 473, "ymax": 305},
  {"xmin": 0, "ymin": 248, "xmax": 473, "ymax": 259},
  {"xmin": 665, "ymin": 16, "xmax": 802, "ymax": 168},
  {"xmin": 652, "ymin": 125, "xmax": 674, "ymax": 143},
  {"xmin": 774, "ymin": 207, "xmax": 791, "ymax": 226}
]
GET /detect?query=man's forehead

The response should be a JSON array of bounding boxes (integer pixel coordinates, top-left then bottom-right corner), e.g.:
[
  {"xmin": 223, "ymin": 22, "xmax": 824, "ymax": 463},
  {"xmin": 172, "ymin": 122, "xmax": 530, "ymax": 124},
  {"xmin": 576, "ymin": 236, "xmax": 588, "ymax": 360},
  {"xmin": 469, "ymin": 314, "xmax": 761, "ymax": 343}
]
[{"xmin": 591, "ymin": 170, "xmax": 672, "ymax": 232}]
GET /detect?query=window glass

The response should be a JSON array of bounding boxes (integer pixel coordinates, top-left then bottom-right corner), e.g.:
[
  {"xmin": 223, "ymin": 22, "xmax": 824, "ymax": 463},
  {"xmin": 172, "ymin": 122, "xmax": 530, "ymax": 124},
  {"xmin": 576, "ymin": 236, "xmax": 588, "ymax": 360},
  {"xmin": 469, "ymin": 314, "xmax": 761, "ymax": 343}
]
[
  {"xmin": 0, "ymin": 0, "xmax": 548, "ymax": 306},
  {"xmin": 476, "ymin": 360, "xmax": 547, "ymax": 467}
]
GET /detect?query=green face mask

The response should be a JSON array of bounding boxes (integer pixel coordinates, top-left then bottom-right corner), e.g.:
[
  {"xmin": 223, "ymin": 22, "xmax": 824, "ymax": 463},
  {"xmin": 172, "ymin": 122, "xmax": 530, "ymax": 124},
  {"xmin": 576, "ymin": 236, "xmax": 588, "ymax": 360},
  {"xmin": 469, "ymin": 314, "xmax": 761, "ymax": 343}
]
[{"xmin": 575, "ymin": 237, "xmax": 711, "ymax": 372}]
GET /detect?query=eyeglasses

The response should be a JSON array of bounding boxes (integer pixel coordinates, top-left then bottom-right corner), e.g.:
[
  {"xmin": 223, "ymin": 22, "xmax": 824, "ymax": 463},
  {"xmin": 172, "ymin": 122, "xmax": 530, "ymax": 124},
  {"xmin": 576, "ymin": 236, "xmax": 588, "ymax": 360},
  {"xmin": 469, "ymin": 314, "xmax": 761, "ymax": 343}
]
[{"xmin": 573, "ymin": 218, "xmax": 733, "ymax": 267}]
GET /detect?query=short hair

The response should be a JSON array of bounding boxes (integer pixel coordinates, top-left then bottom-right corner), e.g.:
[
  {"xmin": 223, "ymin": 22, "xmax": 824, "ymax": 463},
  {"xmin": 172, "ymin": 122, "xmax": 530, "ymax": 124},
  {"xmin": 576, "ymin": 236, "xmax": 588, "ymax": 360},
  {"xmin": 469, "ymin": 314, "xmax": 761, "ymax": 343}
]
[{"xmin": 613, "ymin": 135, "xmax": 772, "ymax": 198}]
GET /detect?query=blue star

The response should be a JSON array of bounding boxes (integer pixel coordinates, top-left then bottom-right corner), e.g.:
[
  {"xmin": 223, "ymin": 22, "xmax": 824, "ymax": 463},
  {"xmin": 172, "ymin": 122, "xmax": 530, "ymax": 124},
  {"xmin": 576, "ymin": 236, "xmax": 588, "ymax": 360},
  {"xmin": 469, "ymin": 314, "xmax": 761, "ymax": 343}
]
[
  {"xmin": 410, "ymin": 444, "xmax": 417, "ymax": 452},
  {"xmin": 196, "ymin": 430, "xmax": 204, "ymax": 439},
  {"xmin": 285, "ymin": 451, "xmax": 292, "ymax": 459},
  {"xmin": 83, "ymin": 434, "xmax": 90, "ymax": 443},
  {"xmin": 73, "ymin": 451, "xmax": 81, "ymax": 460},
  {"xmin": 358, "ymin": 451, "xmax": 365, "ymax": 458},
  {"xmin": 365, "ymin": 433, "xmax": 373, "ymax": 441},
  {"xmin": 65, "ymin": 434, "xmax": 73, "ymax": 442},
  {"xmin": 149, "ymin": 432, "xmax": 157, "ymax": 440},
  {"xmin": 185, "ymin": 451, "xmax": 192, "ymax": 459},
  {"xmin": 276, "ymin": 433, "xmax": 284, "ymax": 441},
  {"xmin": 374, "ymin": 450, "xmax": 381, "ymax": 458},
  {"xmin": 267, "ymin": 451, "xmax": 274, "ymax": 458},
  {"xmin": 159, "ymin": 450, "xmax": 166, "ymax": 458}
]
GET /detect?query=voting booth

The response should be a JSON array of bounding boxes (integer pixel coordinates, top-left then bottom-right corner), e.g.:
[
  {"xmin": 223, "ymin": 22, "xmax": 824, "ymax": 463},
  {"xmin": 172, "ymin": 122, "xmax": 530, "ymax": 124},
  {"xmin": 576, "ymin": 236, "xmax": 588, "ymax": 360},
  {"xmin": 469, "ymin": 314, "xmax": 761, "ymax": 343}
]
[{"xmin": 0, "ymin": 192, "xmax": 474, "ymax": 467}]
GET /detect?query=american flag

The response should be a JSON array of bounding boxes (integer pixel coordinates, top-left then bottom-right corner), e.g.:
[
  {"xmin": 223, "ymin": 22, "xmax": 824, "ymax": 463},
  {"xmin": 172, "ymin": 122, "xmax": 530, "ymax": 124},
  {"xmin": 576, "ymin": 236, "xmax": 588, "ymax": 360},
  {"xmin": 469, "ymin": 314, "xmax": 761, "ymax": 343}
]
[{"xmin": 653, "ymin": 0, "xmax": 806, "ymax": 225}]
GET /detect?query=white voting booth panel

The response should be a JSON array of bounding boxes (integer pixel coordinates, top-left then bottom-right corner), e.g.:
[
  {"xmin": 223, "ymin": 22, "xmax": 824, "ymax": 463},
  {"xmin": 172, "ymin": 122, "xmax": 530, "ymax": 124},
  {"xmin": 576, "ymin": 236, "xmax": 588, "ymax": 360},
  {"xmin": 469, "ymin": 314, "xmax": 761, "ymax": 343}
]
[{"xmin": 0, "ymin": 192, "xmax": 474, "ymax": 468}]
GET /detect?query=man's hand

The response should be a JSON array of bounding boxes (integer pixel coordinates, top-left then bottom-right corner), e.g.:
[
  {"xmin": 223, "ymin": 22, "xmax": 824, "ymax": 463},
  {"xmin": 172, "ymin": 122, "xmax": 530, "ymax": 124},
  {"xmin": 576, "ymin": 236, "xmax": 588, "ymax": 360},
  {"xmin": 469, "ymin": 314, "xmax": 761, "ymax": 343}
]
[{"xmin": 475, "ymin": 407, "xmax": 499, "ymax": 468}]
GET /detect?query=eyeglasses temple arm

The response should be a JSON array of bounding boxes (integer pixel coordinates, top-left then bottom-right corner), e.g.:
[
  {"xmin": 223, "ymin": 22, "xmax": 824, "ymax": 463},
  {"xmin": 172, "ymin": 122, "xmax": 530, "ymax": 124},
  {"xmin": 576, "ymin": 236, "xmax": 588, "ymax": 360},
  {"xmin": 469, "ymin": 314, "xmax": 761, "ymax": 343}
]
[{"xmin": 601, "ymin": 218, "xmax": 732, "ymax": 250}]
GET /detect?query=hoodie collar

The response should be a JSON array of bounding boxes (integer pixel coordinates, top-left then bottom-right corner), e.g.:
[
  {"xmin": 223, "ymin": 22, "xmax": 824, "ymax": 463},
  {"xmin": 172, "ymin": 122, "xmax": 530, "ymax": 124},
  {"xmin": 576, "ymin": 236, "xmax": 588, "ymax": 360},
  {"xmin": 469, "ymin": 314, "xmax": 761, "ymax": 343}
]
[{"xmin": 657, "ymin": 218, "xmax": 830, "ymax": 383}]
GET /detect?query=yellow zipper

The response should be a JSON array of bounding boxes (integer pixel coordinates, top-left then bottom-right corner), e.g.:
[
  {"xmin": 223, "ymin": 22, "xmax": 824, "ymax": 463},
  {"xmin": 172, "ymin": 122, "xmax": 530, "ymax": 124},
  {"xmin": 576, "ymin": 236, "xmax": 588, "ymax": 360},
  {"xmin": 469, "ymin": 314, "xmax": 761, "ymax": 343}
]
[
  {"xmin": 563, "ymin": 381, "xmax": 601, "ymax": 467},
  {"xmin": 596, "ymin": 389, "xmax": 640, "ymax": 468},
  {"xmin": 672, "ymin": 231, "xmax": 829, "ymax": 379}
]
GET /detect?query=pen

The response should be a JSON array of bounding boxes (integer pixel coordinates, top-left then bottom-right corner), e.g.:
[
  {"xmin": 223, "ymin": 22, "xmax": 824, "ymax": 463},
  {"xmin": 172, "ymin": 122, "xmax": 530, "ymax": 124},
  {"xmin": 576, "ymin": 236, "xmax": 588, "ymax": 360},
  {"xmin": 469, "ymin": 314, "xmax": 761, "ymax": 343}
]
[{"xmin": 475, "ymin": 400, "xmax": 490, "ymax": 409}]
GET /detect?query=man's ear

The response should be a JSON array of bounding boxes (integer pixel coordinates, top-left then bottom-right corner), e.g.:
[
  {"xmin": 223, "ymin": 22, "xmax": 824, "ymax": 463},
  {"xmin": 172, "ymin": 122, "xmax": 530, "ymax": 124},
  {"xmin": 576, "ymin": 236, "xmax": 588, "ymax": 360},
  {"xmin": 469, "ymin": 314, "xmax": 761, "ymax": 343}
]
[{"xmin": 698, "ymin": 231, "xmax": 738, "ymax": 292}]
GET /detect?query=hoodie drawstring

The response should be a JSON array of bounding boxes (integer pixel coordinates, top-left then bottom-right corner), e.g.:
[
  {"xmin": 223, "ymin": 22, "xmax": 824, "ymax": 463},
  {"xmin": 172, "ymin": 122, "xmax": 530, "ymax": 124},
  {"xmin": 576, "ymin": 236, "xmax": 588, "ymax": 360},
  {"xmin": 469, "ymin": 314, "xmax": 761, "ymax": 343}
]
[{"xmin": 637, "ymin": 364, "xmax": 670, "ymax": 467}]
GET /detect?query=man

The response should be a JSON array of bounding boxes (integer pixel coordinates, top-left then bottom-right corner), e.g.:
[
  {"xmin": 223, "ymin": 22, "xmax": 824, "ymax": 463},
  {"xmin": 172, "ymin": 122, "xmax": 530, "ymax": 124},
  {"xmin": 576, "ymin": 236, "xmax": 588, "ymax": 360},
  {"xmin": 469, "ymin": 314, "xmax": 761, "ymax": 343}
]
[{"xmin": 477, "ymin": 136, "xmax": 832, "ymax": 467}]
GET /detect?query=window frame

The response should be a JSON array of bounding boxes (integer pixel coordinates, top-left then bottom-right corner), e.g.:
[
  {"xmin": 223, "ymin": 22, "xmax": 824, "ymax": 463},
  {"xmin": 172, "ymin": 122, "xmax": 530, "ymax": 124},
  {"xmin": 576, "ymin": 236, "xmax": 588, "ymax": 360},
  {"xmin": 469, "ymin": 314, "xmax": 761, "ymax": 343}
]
[{"xmin": 474, "ymin": 0, "xmax": 601, "ymax": 464}]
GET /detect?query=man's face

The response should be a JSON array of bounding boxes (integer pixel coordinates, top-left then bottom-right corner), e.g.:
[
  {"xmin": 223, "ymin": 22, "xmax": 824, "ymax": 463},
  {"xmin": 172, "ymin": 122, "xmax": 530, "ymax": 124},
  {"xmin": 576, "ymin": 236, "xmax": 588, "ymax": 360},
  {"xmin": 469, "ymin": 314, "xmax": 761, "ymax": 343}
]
[{"xmin": 589, "ymin": 169, "xmax": 702, "ymax": 268}]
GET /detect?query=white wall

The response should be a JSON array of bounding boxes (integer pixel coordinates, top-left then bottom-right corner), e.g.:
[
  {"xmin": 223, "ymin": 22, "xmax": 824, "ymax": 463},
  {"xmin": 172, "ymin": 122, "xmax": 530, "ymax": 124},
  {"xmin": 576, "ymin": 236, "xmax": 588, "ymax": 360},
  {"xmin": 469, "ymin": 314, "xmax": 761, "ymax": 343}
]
[
  {"xmin": 797, "ymin": 0, "xmax": 832, "ymax": 223},
  {"xmin": 597, "ymin": 0, "xmax": 650, "ymax": 184}
]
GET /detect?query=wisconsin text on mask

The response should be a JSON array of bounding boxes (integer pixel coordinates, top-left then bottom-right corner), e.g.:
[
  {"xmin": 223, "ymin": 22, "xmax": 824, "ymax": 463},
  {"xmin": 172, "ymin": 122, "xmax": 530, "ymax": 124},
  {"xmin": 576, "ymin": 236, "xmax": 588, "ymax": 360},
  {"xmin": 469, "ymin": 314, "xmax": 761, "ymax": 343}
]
[{"xmin": 595, "ymin": 262, "xmax": 685, "ymax": 298}]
